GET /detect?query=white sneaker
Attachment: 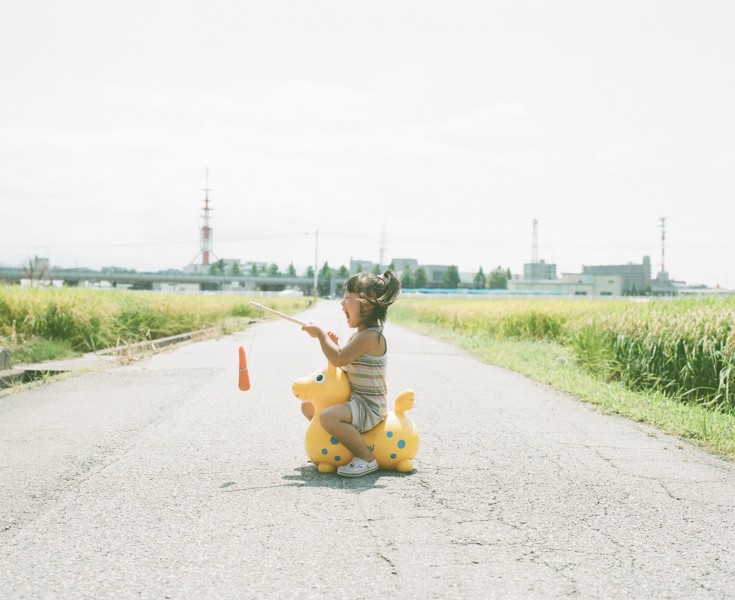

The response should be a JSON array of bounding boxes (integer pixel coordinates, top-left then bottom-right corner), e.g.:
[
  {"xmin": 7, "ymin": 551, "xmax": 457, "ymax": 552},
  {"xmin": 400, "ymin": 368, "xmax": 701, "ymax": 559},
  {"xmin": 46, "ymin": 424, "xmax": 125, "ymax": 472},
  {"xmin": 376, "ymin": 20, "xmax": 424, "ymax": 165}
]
[{"xmin": 337, "ymin": 457, "xmax": 379, "ymax": 478}]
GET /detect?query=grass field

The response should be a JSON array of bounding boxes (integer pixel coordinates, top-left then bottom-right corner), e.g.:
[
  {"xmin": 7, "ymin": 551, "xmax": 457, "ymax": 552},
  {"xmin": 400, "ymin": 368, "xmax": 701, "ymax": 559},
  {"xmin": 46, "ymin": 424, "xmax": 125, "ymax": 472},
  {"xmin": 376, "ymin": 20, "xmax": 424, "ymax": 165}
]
[
  {"xmin": 391, "ymin": 296, "xmax": 735, "ymax": 460},
  {"xmin": 0, "ymin": 286, "xmax": 310, "ymax": 363}
]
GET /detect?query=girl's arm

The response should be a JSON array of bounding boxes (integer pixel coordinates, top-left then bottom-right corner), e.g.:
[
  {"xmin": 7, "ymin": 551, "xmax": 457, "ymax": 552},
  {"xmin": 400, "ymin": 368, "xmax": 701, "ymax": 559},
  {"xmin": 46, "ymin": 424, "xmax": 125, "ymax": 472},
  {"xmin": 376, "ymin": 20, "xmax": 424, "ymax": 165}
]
[{"xmin": 302, "ymin": 323, "xmax": 379, "ymax": 367}]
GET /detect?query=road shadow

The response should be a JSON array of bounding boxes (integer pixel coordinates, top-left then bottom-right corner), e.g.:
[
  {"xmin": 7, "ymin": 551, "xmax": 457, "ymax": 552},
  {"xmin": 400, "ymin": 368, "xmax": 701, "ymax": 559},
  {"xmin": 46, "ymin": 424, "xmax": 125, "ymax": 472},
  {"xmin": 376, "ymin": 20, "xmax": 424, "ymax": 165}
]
[
  {"xmin": 281, "ymin": 464, "xmax": 413, "ymax": 492},
  {"xmin": 218, "ymin": 464, "xmax": 414, "ymax": 494}
]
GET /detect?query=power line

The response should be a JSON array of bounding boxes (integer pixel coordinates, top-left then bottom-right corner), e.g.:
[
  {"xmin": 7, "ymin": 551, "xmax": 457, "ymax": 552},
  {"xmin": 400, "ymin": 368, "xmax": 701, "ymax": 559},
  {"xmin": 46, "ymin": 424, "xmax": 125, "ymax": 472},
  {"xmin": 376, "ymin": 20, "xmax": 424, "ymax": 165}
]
[
  {"xmin": 5, "ymin": 231, "xmax": 729, "ymax": 252},
  {"xmin": 0, "ymin": 232, "xmax": 314, "ymax": 250}
]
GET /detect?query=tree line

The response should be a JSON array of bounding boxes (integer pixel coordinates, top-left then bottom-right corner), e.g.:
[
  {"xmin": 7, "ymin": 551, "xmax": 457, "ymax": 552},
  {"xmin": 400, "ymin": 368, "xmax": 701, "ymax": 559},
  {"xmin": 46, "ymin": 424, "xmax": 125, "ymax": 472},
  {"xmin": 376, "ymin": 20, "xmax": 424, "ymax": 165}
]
[
  {"xmin": 208, "ymin": 258, "xmax": 512, "ymax": 295},
  {"xmin": 317, "ymin": 262, "xmax": 512, "ymax": 295},
  {"xmin": 400, "ymin": 265, "xmax": 511, "ymax": 290}
]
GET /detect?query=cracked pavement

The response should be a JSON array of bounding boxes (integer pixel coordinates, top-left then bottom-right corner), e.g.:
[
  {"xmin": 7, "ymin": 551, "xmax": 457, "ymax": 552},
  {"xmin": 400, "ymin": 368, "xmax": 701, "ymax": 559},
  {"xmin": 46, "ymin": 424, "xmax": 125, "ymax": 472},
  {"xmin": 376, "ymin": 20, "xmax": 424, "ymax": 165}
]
[{"xmin": 1, "ymin": 301, "xmax": 733, "ymax": 599}]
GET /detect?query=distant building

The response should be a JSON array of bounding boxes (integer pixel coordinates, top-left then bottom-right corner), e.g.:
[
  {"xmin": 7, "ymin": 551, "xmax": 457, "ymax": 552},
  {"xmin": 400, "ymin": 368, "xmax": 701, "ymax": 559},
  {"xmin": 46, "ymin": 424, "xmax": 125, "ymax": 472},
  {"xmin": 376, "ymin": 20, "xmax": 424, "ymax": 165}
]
[
  {"xmin": 32, "ymin": 256, "xmax": 50, "ymax": 272},
  {"xmin": 153, "ymin": 282, "xmax": 201, "ymax": 293},
  {"xmin": 582, "ymin": 256, "xmax": 651, "ymax": 294},
  {"xmin": 650, "ymin": 271, "xmax": 683, "ymax": 296},
  {"xmin": 241, "ymin": 261, "xmax": 268, "ymax": 275},
  {"xmin": 19, "ymin": 256, "xmax": 58, "ymax": 288},
  {"xmin": 421, "ymin": 265, "xmax": 451, "ymax": 286},
  {"xmin": 184, "ymin": 258, "xmax": 248, "ymax": 275},
  {"xmin": 509, "ymin": 273, "xmax": 623, "ymax": 296},
  {"xmin": 523, "ymin": 260, "xmax": 557, "ymax": 281},
  {"xmin": 350, "ymin": 259, "xmax": 376, "ymax": 274},
  {"xmin": 184, "ymin": 263, "xmax": 208, "ymax": 275},
  {"xmin": 459, "ymin": 271, "xmax": 475, "ymax": 287},
  {"xmin": 392, "ymin": 258, "xmax": 419, "ymax": 274},
  {"xmin": 387, "ymin": 260, "xmax": 474, "ymax": 288}
]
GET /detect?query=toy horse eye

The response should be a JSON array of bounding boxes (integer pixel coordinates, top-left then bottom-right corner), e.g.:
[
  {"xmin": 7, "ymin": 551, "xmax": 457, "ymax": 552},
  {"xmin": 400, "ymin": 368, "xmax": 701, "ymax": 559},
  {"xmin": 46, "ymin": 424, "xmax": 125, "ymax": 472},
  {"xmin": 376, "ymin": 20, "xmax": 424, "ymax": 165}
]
[{"xmin": 315, "ymin": 374, "xmax": 325, "ymax": 384}]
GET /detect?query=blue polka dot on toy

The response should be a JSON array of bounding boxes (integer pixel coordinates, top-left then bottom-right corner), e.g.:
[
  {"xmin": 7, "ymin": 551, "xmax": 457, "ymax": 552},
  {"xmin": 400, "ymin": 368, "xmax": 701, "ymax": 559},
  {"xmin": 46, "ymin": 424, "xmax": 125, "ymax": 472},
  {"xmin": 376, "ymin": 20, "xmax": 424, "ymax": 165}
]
[
  {"xmin": 321, "ymin": 448, "xmax": 328, "ymax": 455},
  {"xmin": 386, "ymin": 431, "xmax": 394, "ymax": 438},
  {"xmin": 330, "ymin": 436, "xmax": 339, "ymax": 445},
  {"xmin": 397, "ymin": 440, "xmax": 406, "ymax": 449},
  {"xmin": 334, "ymin": 456, "xmax": 341, "ymax": 461},
  {"xmin": 391, "ymin": 453, "xmax": 397, "ymax": 459}
]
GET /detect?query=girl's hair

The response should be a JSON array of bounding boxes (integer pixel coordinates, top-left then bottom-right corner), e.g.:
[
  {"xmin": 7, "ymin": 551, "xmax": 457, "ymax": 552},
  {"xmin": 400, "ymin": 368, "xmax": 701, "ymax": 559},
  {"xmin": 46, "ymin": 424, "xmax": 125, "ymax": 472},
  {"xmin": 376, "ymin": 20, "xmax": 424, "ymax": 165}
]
[{"xmin": 343, "ymin": 270, "xmax": 401, "ymax": 327}]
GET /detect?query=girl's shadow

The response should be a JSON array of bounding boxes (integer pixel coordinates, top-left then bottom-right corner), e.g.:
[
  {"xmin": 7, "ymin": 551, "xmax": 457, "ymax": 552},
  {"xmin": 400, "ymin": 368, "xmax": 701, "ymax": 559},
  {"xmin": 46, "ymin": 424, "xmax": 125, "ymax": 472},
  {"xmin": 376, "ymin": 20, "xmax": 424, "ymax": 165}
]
[
  {"xmin": 218, "ymin": 465, "xmax": 412, "ymax": 494},
  {"xmin": 281, "ymin": 464, "xmax": 410, "ymax": 492}
]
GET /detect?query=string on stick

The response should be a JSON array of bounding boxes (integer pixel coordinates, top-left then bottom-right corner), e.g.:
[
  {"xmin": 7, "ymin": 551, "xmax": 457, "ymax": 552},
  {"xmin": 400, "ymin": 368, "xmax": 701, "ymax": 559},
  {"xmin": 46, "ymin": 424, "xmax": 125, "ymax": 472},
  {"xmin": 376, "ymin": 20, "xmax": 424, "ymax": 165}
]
[
  {"xmin": 247, "ymin": 301, "xmax": 307, "ymax": 326},
  {"xmin": 240, "ymin": 301, "xmax": 306, "ymax": 393},
  {"xmin": 238, "ymin": 302, "xmax": 262, "ymax": 392}
]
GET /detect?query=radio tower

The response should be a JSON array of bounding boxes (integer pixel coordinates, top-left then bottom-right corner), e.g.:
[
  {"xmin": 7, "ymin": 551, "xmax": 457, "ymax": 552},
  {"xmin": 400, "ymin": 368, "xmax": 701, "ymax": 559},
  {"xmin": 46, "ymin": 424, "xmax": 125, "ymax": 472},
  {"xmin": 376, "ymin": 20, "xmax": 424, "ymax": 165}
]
[
  {"xmin": 659, "ymin": 217, "xmax": 666, "ymax": 274},
  {"xmin": 532, "ymin": 219, "xmax": 539, "ymax": 264},
  {"xmin": 193, "ymin": 169, "xmax": 217, "ymax": 267}
]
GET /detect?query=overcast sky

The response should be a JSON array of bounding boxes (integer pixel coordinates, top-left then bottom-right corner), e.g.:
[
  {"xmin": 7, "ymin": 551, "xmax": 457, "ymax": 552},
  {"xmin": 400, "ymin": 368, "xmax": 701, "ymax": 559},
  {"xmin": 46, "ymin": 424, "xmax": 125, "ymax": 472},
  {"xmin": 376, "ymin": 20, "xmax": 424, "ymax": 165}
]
[{"xmin": 1, "ymin": 1, "xmax": 733, "ymax": 287}]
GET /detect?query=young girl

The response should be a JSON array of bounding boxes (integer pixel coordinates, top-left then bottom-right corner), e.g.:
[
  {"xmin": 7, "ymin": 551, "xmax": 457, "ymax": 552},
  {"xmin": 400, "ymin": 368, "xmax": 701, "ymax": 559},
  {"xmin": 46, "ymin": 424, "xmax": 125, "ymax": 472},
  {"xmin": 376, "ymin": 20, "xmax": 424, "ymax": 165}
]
[{"xmin": 302, "ymin": 270, "xmax": 401, "ymax": 477}]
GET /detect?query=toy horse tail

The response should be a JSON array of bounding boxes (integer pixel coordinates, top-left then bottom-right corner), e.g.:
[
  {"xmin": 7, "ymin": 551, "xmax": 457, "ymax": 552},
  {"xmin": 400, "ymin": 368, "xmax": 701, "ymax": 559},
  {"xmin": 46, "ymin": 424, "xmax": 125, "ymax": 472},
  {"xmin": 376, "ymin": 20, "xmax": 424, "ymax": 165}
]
[{"xmin": 393, "ymin": 389, "xmax": 415, "ymax": 418}]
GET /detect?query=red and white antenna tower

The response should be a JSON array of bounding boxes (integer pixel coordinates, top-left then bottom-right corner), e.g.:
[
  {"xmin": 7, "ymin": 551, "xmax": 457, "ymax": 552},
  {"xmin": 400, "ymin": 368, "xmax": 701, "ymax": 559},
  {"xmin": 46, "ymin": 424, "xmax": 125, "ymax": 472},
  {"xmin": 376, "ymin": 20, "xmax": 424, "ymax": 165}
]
[{"xmin": 193, "ymin": 168, "xmax": 217, "ymax": 267}]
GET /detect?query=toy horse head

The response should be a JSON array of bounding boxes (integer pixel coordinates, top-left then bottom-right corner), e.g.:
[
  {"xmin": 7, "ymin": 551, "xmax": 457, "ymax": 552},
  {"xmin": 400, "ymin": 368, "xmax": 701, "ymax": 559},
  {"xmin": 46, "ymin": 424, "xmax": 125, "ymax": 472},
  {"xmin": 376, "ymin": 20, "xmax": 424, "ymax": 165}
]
[{"xmin": 291, "ymin": 362, "xmax": 350, "ymax": 413}]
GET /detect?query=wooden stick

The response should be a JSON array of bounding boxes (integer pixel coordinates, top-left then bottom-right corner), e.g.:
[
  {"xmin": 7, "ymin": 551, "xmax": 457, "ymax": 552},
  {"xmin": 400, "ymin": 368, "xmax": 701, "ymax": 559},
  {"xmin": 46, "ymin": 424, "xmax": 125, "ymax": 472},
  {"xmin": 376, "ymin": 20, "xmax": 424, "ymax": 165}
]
[{"xmin": 248, "ymin": 301, "xmax": 307, "ymax": 326}]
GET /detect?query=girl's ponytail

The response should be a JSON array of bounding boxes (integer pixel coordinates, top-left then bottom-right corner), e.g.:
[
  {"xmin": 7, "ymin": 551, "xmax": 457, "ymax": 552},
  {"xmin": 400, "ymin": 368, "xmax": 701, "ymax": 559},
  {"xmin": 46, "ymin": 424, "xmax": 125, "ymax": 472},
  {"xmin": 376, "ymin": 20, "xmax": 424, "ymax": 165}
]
[
  {"xmin": 378, "ymin": 270, "xmax": 401, "ymax": 307},
  {"xmin": 343, "ymin": 269, "xmax": 401, "ymax": 327}
]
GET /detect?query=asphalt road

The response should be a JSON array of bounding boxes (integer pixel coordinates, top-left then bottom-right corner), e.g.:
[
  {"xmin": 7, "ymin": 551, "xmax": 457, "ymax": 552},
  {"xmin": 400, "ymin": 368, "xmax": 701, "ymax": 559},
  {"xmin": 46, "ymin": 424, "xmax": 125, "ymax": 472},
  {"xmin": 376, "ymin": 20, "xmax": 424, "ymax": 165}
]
[{"xmin": 1, "ymin": 300, "xmax": 734, "ymax": 599}]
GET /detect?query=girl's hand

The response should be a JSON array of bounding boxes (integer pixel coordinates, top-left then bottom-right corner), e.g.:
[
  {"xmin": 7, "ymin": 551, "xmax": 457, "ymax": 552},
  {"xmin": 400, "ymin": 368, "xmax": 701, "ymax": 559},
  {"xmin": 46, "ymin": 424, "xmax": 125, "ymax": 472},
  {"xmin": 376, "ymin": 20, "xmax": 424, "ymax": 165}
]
[
  {"xmin": 302, "ymin": 323, "xmax": 325, "ymax": 339},
  {"xmin": 327, "ymin": 331, "xmax": 339, "ymax": 345}
]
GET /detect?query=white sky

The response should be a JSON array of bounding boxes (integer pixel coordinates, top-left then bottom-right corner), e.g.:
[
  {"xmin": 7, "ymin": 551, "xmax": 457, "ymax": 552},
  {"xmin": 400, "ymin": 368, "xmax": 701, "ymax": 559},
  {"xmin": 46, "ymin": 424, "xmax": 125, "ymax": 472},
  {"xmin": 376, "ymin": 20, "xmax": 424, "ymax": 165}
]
[{"xmin": 1, "ymin": 1, "xmax": 733, "ymax": 287}]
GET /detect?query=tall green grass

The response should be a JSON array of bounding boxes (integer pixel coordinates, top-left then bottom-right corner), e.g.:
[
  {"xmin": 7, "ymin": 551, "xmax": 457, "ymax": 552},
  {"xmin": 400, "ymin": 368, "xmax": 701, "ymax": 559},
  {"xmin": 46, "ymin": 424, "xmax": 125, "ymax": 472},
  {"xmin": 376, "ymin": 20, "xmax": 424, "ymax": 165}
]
[
  {"xmin": 0, "ymin": 286, "xmax": 309, "ymax": 361},
  {"xmin": 392, "ymin": 296, "xmax": 735, "ymax": 412},
  {"xmin": 569, "ymin": 299, "xmax": 735, "ymax": 410}
]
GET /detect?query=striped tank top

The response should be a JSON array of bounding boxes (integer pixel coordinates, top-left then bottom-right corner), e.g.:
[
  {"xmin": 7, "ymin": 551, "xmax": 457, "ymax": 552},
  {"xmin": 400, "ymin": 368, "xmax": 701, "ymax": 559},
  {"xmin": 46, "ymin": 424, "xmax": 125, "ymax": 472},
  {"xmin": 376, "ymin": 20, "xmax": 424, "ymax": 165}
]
[{"xmin": 342, "ymin": 326, "xmax": 388, "ymax": 431}]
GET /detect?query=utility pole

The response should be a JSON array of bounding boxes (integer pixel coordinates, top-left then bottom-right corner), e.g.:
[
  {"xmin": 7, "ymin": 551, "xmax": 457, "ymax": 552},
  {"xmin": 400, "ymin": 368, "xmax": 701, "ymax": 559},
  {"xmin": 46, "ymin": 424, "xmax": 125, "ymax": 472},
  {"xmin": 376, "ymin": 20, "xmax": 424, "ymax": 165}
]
[
  {"xmin": 313, "ymin": 229, "xmax": 319, "ymax": 298},
  {"xmin": 379, "ymin": 223, "xmax": 386, "ymax": 270},
  {"xmin": 659, "ymin": 217, "xmax": 666, "ymax": 274},
  {"xmin": 531, "ymin": 219, "xmax": 539, "ymax": 281}
]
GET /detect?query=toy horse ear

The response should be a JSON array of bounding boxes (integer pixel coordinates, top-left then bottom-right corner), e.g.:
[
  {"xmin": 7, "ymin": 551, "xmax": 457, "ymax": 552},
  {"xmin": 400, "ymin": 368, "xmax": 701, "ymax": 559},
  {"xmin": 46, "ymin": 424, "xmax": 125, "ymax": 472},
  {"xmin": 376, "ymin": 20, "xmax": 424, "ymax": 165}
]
[{"xmin": 327, "ymin": 362, "xmax": 336, "ymax": 376}]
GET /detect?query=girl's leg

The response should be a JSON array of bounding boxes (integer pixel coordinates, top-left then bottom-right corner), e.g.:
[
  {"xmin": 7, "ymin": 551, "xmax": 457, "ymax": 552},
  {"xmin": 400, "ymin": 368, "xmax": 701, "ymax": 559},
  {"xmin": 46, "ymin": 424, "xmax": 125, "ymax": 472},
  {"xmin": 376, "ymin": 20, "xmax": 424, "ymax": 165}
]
[
  {"xmin": 301, "ymin": 402, "xmax": 314, "ymax": 421},
  {"xmin": 319, "ymin": 404, "xmax": 374, "ymax": 462}
]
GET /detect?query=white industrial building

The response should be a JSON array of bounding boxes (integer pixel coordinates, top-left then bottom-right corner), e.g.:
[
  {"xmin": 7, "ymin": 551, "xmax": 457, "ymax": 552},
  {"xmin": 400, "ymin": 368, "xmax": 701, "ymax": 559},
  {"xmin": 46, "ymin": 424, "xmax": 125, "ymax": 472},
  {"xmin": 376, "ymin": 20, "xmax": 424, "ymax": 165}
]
[{"xmin": 509, "ymin": 273, "xmax": 623, "ymax": 296}]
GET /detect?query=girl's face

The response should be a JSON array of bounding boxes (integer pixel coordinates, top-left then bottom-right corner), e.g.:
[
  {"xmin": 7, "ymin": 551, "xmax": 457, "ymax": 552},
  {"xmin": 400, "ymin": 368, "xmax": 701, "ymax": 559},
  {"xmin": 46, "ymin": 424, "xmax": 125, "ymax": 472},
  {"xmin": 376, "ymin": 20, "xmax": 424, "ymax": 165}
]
[{"xmin": 341, "ymin": 292, "xmax": 364, "ymax": 329}]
